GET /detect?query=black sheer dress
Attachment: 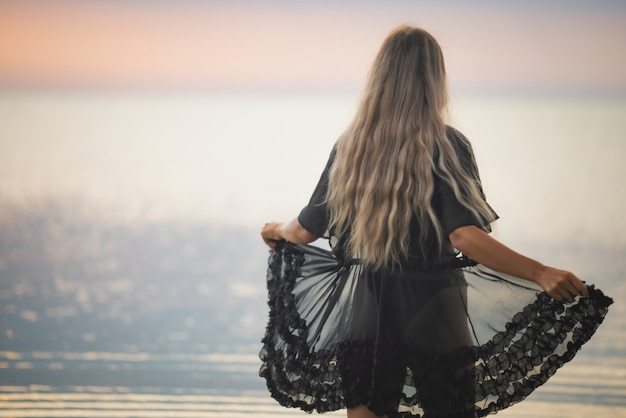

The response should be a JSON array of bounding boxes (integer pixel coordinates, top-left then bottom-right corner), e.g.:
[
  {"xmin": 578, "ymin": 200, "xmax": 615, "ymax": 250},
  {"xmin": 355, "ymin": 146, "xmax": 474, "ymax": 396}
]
[{"xmin": 259, "ymin": 127, "xmax": 612, "ymax": 418}]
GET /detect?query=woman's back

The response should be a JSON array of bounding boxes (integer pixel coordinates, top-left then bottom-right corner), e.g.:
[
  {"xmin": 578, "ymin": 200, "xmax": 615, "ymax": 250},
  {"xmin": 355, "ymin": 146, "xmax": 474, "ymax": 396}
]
[
  {"xmin": 259, "ymin": 24, "xmax": 609, "ymax": 418},
  {"xmin": 299, "ymin": 125, "xmax": 496, "ymax": 271},
  {"xmin": 324, "ymin": 27, "xmax": 496, "ymax": 271}
]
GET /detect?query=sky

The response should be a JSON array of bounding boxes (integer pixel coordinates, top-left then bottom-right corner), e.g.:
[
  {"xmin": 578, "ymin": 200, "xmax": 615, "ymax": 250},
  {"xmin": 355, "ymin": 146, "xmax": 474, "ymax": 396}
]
[{"xmin": 1, "ymin": 0, "xmax": 626, "ymax": 95}]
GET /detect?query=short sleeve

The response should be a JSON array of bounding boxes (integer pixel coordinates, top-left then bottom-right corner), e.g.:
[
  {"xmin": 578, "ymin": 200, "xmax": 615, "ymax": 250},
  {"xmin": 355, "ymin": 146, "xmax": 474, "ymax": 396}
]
[
  {"xmin": 297, "ymin": 148, "xmax": 336, "ymax": 237},
  {"xmin": 438, "ymin": 180, "xmax": 497, "ymax": 237},
  {"xmin": 439, "ymin": 127, "xmax": 499, "ymax": 237}
]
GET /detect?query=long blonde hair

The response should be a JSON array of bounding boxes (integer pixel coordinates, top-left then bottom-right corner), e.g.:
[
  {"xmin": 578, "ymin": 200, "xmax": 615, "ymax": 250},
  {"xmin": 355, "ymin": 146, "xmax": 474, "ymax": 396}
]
[{"xmin": 327, "ymin": 25, "xmax": 496, "ymax": 270}]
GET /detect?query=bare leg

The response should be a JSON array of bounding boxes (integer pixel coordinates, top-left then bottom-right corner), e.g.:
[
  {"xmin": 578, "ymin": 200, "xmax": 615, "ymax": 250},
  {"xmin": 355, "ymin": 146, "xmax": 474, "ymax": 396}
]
[{"xmin": 347, "ymin": 405, "xmax": 387, "ymax": 418}]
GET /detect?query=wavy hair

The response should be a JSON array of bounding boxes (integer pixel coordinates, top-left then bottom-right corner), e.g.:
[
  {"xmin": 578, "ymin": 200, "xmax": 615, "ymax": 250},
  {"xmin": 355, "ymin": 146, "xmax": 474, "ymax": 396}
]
[{"xmin": 327, "ymin": 25, "xmax": 496, "ymax": 270}]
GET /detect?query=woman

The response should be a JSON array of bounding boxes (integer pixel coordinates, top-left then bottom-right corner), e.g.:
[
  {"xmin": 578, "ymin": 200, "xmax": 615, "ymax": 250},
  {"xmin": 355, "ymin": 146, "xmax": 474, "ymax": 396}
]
[{"xmin": 260, "ymin": 26, "xmax": 610, "ymax": 418}]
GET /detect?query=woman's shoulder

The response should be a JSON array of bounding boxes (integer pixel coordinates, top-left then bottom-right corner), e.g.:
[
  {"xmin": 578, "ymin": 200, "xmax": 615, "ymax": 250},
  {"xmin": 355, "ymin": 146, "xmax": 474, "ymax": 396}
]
[
  {"xmin": 445, "ymin": 125, "xmax": 472, "ymax": 149},
  {"xmin": 444, "ymin": 125, "xmax": 475, "ymax": 162}
]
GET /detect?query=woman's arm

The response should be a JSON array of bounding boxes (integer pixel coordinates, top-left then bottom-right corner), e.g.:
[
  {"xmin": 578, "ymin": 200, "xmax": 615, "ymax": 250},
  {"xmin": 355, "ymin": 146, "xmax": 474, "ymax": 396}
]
[
  {"xmin": 261, "ymin": 218, "xmax": 318, "ymax": 251},
  {"xmin": 449, "ymin": 225, "xmax": 589, "ymax": 301}
]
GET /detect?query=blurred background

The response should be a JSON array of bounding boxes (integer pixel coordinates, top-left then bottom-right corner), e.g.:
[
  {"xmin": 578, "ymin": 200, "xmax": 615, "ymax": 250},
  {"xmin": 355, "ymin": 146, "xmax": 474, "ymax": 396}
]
[{"xmin": 0, "ymin": 1, "xmax": 624, "ymax": 417}]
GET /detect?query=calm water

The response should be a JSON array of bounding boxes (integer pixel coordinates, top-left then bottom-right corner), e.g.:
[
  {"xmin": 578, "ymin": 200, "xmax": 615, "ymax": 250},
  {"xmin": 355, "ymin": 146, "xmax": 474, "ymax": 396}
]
[
  {"xmin": 0, "ymin": 358, "xmax": 623, "ymax": 418},
  {"xmin": 1, "ymin": 92, "xmax": 625, "ymax": 240},
  {"xmin": 0, "ymin": 92, "xmax": 625, "ymax": 416}
]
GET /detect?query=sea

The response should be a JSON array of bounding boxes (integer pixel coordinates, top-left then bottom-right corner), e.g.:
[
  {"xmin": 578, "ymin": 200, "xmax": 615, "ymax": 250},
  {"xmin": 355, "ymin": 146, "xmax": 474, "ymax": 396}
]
[{"xmin": 0, "ymin": 91, "xmax": 624, "ymax": 417}]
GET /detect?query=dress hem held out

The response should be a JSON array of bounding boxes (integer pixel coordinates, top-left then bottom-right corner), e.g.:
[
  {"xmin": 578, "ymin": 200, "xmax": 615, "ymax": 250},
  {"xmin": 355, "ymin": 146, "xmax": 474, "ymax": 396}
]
[{"xmin": 259, "ymin": 241, "xmax": 613, "ymax": 418}]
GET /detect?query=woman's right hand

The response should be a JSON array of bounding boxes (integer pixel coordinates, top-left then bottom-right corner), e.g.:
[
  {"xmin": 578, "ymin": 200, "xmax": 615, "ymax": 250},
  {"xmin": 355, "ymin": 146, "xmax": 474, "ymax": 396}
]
[
  {"xmin": 534, "ymin": 266, "xmax": 589, "ymax": 301},
  {"xmin": 449, "ymin": 225, "xmax": 590, "ymax": 301}
]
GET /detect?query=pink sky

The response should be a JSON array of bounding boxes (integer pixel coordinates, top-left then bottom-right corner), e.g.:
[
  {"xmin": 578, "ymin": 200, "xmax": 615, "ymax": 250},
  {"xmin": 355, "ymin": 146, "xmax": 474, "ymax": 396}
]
[{"xmin": 1, "ymin": 1, "xmax": 625, "ymax": 94}]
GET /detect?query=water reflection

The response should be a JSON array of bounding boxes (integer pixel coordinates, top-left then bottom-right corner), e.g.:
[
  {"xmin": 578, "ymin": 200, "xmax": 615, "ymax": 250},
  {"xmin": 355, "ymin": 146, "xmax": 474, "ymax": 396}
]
[
  {"xmin": 0, "ymin": 199, "xmax": 267, "ymax": 355},
  {"xmin": 0, "ymin": 198, "xmax": 623, "ymax": 417}
]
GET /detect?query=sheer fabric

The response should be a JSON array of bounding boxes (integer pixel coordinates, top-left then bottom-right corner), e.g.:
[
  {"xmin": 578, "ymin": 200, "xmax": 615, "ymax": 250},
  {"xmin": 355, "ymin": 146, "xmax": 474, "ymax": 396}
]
[
  {"xmin": 260, "ymin": 127, "xmax": 612, "ymax": 417},
  {"xmin": 259, "ymin": 242, "xmax": 612, "ymax": 417}
]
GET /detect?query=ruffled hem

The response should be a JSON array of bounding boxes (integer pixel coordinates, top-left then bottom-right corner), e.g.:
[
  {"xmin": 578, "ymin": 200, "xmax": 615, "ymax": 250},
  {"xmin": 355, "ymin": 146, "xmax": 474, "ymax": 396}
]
[{"xmin": 259, "ymin": 242, "xmax": 613, "ymax": 417}]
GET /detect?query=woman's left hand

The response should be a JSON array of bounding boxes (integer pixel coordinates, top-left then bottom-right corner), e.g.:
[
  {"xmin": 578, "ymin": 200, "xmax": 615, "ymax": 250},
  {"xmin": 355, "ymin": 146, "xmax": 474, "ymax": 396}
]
[{"xmin": 261, "ymin": 222, "xmax": 284, "ymax": 251}]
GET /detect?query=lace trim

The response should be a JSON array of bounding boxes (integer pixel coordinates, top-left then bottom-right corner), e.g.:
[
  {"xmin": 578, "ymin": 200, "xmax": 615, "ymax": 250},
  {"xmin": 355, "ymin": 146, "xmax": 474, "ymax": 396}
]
[{"xmin": 259, "ymin": 242, "xmax": 613, "ymax": 417}]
